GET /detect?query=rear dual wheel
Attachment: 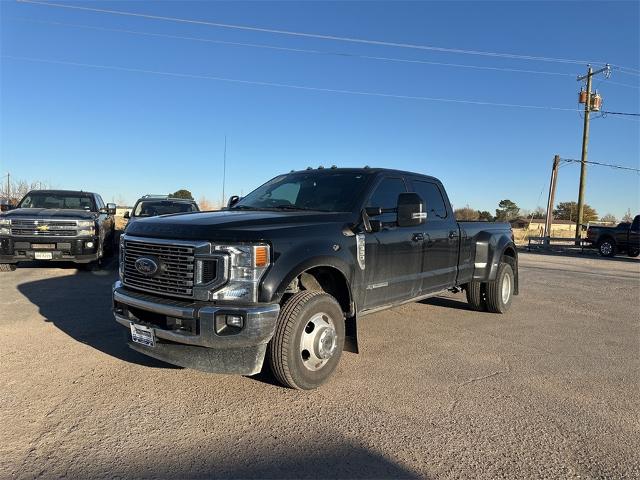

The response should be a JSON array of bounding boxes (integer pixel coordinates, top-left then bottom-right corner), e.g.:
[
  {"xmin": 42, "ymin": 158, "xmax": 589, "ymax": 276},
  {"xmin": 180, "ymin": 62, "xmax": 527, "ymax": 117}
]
[
  {"xmin": 268, "ymin": 290, "xmax": 344, "ymax": 390},
  {"xmin": 465, "ymin": 260, "xmax": 515, "ymax": 314}
]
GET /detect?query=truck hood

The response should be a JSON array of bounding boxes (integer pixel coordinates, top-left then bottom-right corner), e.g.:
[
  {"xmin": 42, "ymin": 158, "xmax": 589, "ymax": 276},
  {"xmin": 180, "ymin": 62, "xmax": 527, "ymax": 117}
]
[
  {"xmin": 124, "ymin": 210, "xmax": 355, "ymax": 241},
  {"xmin": 1, "ymin": 208, "xmax": 97, "ymax": 220}
]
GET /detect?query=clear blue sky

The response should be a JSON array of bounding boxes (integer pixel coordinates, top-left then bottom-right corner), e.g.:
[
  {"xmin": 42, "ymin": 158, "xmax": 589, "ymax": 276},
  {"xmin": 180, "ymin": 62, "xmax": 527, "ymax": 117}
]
[{"xmin": 1, "ymin": 0, "xmax": 638, "ymax": 218}]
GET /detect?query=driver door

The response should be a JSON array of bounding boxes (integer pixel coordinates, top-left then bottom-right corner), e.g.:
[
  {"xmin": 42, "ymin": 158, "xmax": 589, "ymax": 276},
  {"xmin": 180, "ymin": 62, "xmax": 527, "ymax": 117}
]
[{"xmin": 362, "ymin": 176, "xmax": 424, "ymax": 310}]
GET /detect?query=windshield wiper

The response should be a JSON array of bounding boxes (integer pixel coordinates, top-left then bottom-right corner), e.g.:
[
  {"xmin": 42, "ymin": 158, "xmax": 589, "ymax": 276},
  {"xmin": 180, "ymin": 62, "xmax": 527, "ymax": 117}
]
[
  {"xmin": 272, "ymin": 205, "xmax": 330, "ymax": 212},
  {"xmin": 231, "ymin": 205, "xmax": 268, "ymax": 211}
]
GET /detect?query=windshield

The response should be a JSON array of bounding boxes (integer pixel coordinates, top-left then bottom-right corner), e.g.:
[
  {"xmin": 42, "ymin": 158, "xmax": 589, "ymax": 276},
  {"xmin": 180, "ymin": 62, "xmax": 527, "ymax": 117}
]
[
  {"xmin": 133, "ymin": 200, "xmax": 198, "ymax": 217},
  {"xmin": 234, "ymin": 171, "xmax": 372, "ymax": 212},
  {"xmin": 18, "ymin": 192, "xmax": 96, "ymax": 211}
]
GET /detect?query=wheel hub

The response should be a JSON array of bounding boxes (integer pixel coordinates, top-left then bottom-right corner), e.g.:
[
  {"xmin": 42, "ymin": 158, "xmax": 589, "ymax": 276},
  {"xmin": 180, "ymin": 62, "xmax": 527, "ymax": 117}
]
[
  {"xmin": 501, "ymin": 273, "xmax": 511, "ymax": 304},
  {"xmin": 300, "ymin": 312, "xmax": 337, "ymax": 371}
]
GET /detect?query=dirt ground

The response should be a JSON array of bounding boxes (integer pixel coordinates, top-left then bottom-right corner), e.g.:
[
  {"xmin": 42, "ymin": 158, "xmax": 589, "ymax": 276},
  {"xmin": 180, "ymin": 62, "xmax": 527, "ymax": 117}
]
[{"xmin": 1, "ymin": 252, "xmax": 639, "ymax": 479}]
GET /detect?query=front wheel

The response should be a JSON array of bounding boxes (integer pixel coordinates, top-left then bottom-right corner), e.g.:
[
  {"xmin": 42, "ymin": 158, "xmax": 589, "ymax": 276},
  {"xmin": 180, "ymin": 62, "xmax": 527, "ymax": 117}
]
[
  {"xmin": 268, "ymin": 290, "xmax": 345, "ymax": 390},
  {"xmin": 628, "ymin": 248, "xmax": 639, "ymax": 258},
  {"xmin": 485, "ymin": 262, "xmax": 515, "ymax": 314}
]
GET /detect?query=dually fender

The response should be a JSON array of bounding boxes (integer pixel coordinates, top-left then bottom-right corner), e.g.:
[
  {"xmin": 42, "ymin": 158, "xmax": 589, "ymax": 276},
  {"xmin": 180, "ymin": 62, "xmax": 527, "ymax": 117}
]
[{"xmin": 472, "ymin": 232, "xmax": 518, "ymax": 289}]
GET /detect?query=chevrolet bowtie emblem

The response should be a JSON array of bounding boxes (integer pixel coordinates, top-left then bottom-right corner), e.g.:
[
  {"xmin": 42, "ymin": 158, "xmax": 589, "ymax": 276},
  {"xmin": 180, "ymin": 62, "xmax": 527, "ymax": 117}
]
[{"xmin": 36, "ymin": 225, "xmax": 50, "ymax": 232}]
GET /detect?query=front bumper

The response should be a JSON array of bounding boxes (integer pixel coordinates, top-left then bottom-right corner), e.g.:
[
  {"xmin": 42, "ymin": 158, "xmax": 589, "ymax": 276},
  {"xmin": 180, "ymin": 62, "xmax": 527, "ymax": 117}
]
[
  {"xmin": 0, "ymin": 236, "xmax": 100, "ymax": 264},
  {"xmin": 112, "ymin": 281, "xmax": 280, "ymax": 375}
]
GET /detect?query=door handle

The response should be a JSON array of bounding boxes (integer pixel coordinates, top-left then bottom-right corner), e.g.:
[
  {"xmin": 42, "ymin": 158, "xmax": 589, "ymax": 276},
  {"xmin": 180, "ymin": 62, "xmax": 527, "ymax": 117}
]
[
  {"xmin": 448, "ymin": 230, "xmax": 458, "ymax": 239},
  {"xmin": 412, "ymin": 233, "xmax": 425, "ymax": 242}
]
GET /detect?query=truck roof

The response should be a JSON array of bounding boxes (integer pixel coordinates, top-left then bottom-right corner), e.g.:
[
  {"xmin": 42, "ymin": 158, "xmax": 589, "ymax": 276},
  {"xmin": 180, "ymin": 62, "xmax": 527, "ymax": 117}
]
[
  {"xmin": 290, "ymin": 167, "xmax": 440, "ymax": 182},
  {"xmin": 25, "ymin": 189, "xmax": 97, "ymax": 196}
]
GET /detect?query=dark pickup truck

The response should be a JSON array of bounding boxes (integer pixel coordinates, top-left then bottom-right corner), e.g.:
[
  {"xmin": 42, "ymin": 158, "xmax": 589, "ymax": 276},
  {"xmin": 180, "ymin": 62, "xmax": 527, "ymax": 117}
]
[
  {"xmin": 587, "ymin": 214, "xmax": 640, "ymax": 257},
  {"xmin": 0, "ymin": 190, "xmax": 116, "ymax": 271},
  {"xmin": 113, "ymin": 168, "xmax": 518, "ymax": 389}
]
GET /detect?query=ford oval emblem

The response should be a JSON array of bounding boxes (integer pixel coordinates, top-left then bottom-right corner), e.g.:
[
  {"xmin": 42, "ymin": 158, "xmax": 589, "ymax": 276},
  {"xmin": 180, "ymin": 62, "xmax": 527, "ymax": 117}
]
[{"xmin": 135, "ymin": 257, "xmax": 159, "ymax": 276}]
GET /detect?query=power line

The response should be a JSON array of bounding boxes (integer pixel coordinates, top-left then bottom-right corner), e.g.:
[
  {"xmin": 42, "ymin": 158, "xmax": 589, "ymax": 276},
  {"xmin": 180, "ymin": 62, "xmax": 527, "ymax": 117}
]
[
  {"xmin": 3, "ymin": 55, "xmax": 586, "ymax": 113},
  {"xmin": 600, "ymin": 110, "xmax": 640, "ymax": 117},
  {"xmin": 560, "ymin": 158, "xmax": 640, "ymax": 173},
  {"xmin": 17, "ymin": 0, "xmax": 636, "ymax": 71},
  {"xmin": 15, "ymin": 18, "xmax": 588, "ymax": 80}
]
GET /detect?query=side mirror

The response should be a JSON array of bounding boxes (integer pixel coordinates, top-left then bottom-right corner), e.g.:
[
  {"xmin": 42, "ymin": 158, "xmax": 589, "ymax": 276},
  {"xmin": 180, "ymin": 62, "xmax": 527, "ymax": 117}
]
[
  {"xmin": 106, "ymin": 203, "xmax": 117, "ymax": 215},
  {"xmin": 227, "ymin": 195, "xmax": 240, "ymax": 208},
  {"xmin": 397, "ymin": 192, "xmax": 426, "ymax": 227},
  {"xmin": 123, "ymin": 211, "xmax": 130, "ymax": 219}
]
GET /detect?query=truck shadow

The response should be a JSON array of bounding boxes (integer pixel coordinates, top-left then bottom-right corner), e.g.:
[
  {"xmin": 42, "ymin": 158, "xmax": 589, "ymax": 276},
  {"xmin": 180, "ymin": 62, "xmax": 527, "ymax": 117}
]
[
  {"xmin": 16, "ymin": 259, "xmax": 177, "ymax": 370},
  {"xmin": 419, "ymin": 296, "xmax": 474, "ymax": 311},
  {"xmin": 75, "ymin": 440, "xmax": 423, "ymax": 479}
]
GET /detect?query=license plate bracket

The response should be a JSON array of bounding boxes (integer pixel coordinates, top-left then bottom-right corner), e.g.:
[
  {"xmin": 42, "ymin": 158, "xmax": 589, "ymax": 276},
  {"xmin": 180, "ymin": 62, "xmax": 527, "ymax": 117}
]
[{"xmin": 130, "ymin": 323, "xmax": 155, "ymax": 347}]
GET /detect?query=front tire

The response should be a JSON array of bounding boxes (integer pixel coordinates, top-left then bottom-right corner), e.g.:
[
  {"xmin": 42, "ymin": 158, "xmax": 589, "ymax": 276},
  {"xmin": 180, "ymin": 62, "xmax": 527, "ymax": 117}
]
[
  {"xmin": 268, "ymin": 290, "xmax": 345, "ymax": 390},
  {"xmin": 628, "ymin": 248, "xmax": 639, "ymax": 258},
  {"xmin": 598, "ymin": 238, "xmax": 616, "ymax": 257},
  {"xmin": 485, "ymin": 262, "xmax": 515, "ymax": 314}
]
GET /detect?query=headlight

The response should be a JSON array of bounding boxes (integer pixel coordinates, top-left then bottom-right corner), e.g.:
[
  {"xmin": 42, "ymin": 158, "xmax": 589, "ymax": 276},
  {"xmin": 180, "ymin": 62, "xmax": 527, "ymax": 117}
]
[
  {"xmin": 210, "ymin": 243, "xmax": 270, "ymax": 303},
  {"xmin": 0, "ymin": 218, "xmax": 10, "ymax": 235},
  {"xmin": 77, "ymin": 220, "xmax": 96, "ymax": 236}
]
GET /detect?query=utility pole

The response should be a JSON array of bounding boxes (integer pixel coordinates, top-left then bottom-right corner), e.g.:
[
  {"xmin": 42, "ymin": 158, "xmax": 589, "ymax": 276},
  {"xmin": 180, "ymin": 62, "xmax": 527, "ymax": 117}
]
[
  {"xmin": 6, "ymin": 172, "xmax": 10, "ymax": 204},
  {"xmin": 544, "ymin": 155, "xmax": 560, "ymax": 245},
  {"xmin": 221, "ymin": 136, "xmax": 227, "ymax": 208},
  {"xmin": 575, "ymin": 64, "xmax": 610, "ymax": 242}
]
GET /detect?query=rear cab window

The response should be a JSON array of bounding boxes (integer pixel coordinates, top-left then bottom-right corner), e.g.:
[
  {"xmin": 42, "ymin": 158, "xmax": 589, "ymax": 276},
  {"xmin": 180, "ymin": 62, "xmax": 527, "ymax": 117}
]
[{"xmin": 410, "ymin": 179, "xmax": 448, "ymax": 221}]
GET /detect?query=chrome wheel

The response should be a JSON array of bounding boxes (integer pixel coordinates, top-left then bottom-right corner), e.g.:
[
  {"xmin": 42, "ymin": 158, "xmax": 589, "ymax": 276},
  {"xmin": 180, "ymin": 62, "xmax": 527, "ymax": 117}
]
[
  {"xmin": 299, "ymin": 312, "xmax": 337, "ymax": 372},
  {"xmin": 600, "ymin": 242, "xmax": 613, "ymax": 256},
  {"xmin": 501, "ymin": 272, "xmax": 512, "ymax": 305}
]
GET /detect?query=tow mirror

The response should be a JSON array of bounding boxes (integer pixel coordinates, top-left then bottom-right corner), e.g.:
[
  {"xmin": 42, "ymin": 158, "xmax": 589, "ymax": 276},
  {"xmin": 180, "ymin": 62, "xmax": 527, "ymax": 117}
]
[
  {"xmin": 106, "ymin": 203, "xmax": 117, "ymax": 215},
  {"xmin": 397, "ymin": 192, "xmax": 426, "ymax": 227},
  {"xmin": 227, "ymin": 195, "xmax": 240, "ymax": 208},
  {"xmin": 123, "ymin": 211, "xmax": 130, "ymax": 219}
]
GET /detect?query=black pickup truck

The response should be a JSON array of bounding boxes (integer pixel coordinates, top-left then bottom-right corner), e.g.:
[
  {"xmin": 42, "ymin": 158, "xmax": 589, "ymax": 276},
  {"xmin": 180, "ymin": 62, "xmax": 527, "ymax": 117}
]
[
  {"xmin": 586, "ymin": 214, "xmax": 640, "ymax": 257},
  {"xmin": 113, "ymin": 168, "xmax": 518, "ymax": 389},
  {"xmin": 0, "ymin": 190, "xmax": 116, "ymax": 271}
]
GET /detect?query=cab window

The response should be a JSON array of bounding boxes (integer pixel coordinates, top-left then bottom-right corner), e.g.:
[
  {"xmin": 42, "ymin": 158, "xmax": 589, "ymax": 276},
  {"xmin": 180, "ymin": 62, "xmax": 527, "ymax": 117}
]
[
  {"xmin": 367, "ymin": 177, "xmax": 407, "ymax": 223},
  {"xmin": 411, "ymin": 180, "xmax": 448, "ymax": 220}
]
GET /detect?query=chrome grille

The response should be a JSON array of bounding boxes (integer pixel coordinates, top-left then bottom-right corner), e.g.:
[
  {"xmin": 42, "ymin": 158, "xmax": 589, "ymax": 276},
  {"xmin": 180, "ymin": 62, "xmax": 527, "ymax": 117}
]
[
  {"xmin": 123, "ymin": 239, "xmax": 197, "ymax": 298},
  {"xmin": 10, "ymin": 219, "xmax": 78, "ymax": 237}
]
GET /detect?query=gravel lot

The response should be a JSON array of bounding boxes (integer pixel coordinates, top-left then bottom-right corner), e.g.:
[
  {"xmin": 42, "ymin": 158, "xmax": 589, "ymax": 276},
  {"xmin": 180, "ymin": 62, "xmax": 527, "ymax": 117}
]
[{"xmin": 1, "ymin": 252, "xmax": 639, "ymax": 479}]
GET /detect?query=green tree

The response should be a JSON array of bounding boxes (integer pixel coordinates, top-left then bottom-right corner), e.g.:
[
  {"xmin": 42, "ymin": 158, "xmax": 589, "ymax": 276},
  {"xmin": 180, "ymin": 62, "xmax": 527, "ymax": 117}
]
[
  {"xmin": 171, "ymin": 189, "xmax": 194, "ymax": 200},
  {"xmin": 495, "ymin": 199, "xmax": 520, "ymax": 221},
  {"xmin": 553, "ymin": 201, "xmax": 598, "ymax": 222},
  {"xmin": 478, "ymin": 211, "xmax": 494, "ymax": 222},
  {"xmin": 454, "ymin": 206, "xmax": 479, "ymax": 221}
]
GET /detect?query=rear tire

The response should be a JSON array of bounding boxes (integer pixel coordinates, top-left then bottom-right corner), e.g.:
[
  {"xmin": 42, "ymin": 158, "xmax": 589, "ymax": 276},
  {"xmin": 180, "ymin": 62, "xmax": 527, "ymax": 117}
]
[
  {"xmin": 628, "ymin": 248, "xmax": 639, "ymax": 258},
  {"xmin": 465, "ymin": 281, "xmax": 487, "ymax": 311},
  {"xmin": 485, "ymin": 262, "xmax": 515, "ymax": 314},
  {"xmin": 268, "ymin": 290, "xmax": 344, "ymax": 390},
  {"xmin": 598, "ymin": 238, "xmax": 616, "ymax": 257},
  {"xmin": 0, "ymin": 263, "xmax": 16, "ymax": 272}
]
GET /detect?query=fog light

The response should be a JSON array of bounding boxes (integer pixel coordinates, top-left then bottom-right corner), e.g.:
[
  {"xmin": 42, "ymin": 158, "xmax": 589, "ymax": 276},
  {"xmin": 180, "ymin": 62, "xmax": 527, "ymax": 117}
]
[
  {"xmin": 85, "ymin": 241, "xmax": 94, "ymax": 248},
  {"xmin": 225, "ymin": 314, "xmax": 244, "ymax": 329}
]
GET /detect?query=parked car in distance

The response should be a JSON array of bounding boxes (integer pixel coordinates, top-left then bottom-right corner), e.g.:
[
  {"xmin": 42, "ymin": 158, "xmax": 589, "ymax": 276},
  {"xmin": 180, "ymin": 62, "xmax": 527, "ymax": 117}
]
[
  {"xmin": 0, "ymin": 190, "xmax": 116, "ymax": 271},
  {"xmin": 587, "ymin": 215, "xmax": 640, "ymax": 257},
  {"xmin": 124, "ymin": 195, "xmax": 199, "ymax": 229},
  {"xmin": 113, "ymin": 167, "xmax": 519, "ymax": 389}
]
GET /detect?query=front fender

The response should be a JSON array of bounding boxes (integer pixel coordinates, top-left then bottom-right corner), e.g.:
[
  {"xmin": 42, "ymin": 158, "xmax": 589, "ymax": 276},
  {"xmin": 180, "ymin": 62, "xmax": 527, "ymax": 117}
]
[{"xmin": 259, "ymin": 246, "xmax": 354, "ymax": 305}]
